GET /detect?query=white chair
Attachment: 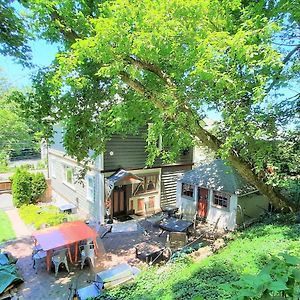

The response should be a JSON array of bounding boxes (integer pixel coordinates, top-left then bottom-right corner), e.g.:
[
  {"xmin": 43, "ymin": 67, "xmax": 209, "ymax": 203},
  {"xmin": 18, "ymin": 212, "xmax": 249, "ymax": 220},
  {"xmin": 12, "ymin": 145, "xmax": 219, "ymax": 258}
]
[
  {"xmin": 80, "ymin": 243, "xmax": 95, "ymax": 269},
  {"xmin": 52, "ymin": 248, "xmax": 70, "ymax": 276},
  {"xmin": 32, "ymin": 245, "xmax": 47, "ymax": 272}
]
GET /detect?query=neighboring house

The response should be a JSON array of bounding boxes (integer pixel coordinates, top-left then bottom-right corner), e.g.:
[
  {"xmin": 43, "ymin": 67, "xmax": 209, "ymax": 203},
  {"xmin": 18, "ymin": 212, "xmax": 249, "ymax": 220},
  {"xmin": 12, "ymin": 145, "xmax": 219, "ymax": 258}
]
[
  {"xmin": 48, "ymin": 125, "xmax": 193, "ymax": 224},
  {"xmin": 176, "ymin": 159, "xmax": 269, "ymax": 231}
]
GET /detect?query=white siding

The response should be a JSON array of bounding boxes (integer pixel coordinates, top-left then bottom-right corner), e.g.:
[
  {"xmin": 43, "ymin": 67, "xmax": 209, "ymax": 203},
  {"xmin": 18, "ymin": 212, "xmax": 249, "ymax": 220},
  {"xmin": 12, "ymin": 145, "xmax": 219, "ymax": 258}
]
[
  {"xmin": 48, "ymin": 151, "xmax": 100, "ymax": 220},
  {"xmin": 206, "ymin": 192, "xmax": 237, "ymax": 231}
]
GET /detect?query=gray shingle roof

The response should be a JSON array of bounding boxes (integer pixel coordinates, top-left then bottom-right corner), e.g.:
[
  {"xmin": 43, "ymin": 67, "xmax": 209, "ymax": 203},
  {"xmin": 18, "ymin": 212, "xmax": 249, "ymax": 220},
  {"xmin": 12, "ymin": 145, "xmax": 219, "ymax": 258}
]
[{"xmin": 179, "ymin": 159, "xmax": 257, "ymax": 195}]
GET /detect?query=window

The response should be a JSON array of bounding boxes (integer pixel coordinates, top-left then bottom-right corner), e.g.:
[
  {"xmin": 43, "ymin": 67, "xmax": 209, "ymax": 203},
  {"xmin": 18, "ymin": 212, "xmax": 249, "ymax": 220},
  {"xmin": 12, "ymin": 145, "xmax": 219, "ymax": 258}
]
[
  {"xmin": 213, "ymin": 191, "xmax": 230, "ymax": 209},
  {"xmin": 133, "ymin": 174, "xmax": 159, "ymax": 195},
  {"xmin": 63, "ymin": 165, "xmax": 74, "ymax": 185},
  {"xmin": 86, "ymin": 176, "xmax": 95, "ymax": 202},
  {"xmin": 182, "ymin": 183, "xmax": 194, "ymax": 198},
  {"xmin": 50, "ymin": 160, "xmax": 56, "ymax": 178}
]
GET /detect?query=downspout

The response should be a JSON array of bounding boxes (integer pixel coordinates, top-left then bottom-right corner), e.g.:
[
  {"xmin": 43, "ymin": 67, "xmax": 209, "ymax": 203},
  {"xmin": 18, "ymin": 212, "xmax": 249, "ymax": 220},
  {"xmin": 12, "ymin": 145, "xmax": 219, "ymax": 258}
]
[{"xmin": 95, "ymin": 154, "xmax": 105, "ymax": 224}]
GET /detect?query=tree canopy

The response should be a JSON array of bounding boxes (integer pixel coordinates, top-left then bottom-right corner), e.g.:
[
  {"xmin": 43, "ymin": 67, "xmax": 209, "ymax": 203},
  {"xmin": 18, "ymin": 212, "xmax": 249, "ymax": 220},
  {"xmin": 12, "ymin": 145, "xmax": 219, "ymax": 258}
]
[
  {"xmin": 0, "ymin": 0, "xmax": 31, "ymax": 66},
  {"xmin": 5, "ymin": 0, "xmax": 300, "ymax": 210},
  {"xmin": 0, "ymin": 76, "xmax": 40, "ymax": 166}
]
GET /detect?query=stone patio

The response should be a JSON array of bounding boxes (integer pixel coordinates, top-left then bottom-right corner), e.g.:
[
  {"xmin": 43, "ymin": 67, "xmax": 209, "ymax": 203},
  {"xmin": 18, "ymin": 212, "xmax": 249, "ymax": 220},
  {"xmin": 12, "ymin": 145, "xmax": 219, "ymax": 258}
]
[{"xmin": 0, "ymin": 216, "xmax": 218, "ymax": 299}]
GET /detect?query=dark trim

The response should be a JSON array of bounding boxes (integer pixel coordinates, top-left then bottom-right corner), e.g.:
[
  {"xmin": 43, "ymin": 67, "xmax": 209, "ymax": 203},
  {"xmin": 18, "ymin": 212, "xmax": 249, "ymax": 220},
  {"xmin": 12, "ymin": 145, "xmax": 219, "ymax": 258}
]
[{"xmin": 101, "ymin": 163, "xmax": 194, "ymax": 174}]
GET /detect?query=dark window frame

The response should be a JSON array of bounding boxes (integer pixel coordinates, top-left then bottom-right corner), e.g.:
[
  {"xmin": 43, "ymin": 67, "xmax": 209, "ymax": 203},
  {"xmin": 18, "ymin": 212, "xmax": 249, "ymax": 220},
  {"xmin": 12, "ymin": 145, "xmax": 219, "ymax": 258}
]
[
  {"xmin": 212, "ymin": 191, "xmax": 230, "ymax": 210},
  {"xmin": 181, "ymin": 183, "xmax": 194, "ymax": 198},
  {"xmin": 133, "ymin": 174, "xmax": 159, "ymax": 195}
]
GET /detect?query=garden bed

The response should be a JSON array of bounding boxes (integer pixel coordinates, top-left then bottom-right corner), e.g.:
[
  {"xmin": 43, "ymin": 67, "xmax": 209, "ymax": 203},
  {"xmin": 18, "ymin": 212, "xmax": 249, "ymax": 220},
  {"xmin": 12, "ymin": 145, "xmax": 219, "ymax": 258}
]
[{"xmin": 19, "ymin": 204, "xmax": 77, "ymax": 229}]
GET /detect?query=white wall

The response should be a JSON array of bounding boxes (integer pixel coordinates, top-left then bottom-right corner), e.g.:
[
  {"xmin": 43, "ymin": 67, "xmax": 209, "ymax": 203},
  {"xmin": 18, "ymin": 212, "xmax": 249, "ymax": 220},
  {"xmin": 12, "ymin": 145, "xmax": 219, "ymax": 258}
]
[
  {"xmin": 206, "ymin": 192, "xmax": 237, "ymax": 231},
  {"xmin": 176, "ymin": 182, "xmax": 197, "ymax": 214}
]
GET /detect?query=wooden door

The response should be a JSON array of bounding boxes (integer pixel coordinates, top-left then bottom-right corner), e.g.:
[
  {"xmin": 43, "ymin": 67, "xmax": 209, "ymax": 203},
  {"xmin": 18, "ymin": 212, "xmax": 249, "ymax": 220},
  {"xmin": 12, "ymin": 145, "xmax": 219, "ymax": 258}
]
[
  {"xmin": 198, "ymin": 187, "xmax": 208, "ymax": 217},
  {"xmin": 112, "ymin": 186, "xmax": 126, "ymax": 216}
]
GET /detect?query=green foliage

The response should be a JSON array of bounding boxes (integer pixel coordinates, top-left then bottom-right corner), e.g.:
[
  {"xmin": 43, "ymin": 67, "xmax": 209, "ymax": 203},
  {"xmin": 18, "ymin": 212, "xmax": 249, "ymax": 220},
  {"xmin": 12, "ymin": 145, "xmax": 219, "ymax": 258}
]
[
  {"xmin": 31, "ymin": 172, "xmax": 47, "ymax": 202},
  {"xmin": 10, "ymin": 168, "xmax": 47, "ymax": 207},
  {"xmin": 223, "ymin": 253, "xmax": 300, "ymax": 299},
  {"xmin": 98, "ymin": 222, "xmax": 300, "ymax": 300},
  {"xmin": 0, "ymin": 77, "xmax": 42, "ymax": 160},
  {"xmin": 19, "ymin": 204, "xmax": 74, "ymax": 229},
  {"xmin": 0, "ymin": 209, "xmax": 16, "ymax": 242},
  {"xmin": 0, "ymin": 0, "xmax": 31, "ymax": 66}
]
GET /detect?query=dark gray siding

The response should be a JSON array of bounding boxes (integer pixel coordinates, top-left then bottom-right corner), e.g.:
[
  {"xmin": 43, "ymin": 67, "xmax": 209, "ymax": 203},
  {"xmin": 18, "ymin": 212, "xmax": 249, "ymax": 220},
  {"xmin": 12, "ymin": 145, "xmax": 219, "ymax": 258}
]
[
  {"xmin": 104, "ymin": 134, "xmax": 193, "ymax": 171},
  {"xmin": 160, "ymin": 165, "xmax": 192, "ymax": 207}
]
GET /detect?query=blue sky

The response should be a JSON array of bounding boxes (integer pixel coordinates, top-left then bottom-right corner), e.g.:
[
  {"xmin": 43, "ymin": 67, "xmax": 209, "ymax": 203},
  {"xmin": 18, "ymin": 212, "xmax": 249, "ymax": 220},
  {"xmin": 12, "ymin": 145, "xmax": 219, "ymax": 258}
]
[{"xmin": 0, "ymin": 40, "xmax": 58, "ymax": 88}]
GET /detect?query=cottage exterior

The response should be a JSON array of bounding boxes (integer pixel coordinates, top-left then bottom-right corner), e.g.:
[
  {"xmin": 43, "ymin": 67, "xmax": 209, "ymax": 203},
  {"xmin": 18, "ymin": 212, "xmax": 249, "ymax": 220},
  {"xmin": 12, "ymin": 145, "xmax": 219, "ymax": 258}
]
[
  {"xmin": 48, "ymin": 125, "xmax": 193, "ymax": 224},
  {"xmin": 176, "ymin": 159, "xmax": 269, "ymax": 230}
]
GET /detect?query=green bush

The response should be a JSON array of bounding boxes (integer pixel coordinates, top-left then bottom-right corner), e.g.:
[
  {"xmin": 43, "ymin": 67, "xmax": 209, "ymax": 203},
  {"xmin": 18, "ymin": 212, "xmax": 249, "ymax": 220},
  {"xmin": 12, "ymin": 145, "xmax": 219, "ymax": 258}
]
[
  {"xmin": 31, "ymin": 172, "xmax": 47, "ymax": 202},
  {"xmin": 19, "ymin": 204, "xmax": 75, "ymax": 229},
  {"xmin": 11, "ymin": 168, "xmax": 47, "ymax": 207}
]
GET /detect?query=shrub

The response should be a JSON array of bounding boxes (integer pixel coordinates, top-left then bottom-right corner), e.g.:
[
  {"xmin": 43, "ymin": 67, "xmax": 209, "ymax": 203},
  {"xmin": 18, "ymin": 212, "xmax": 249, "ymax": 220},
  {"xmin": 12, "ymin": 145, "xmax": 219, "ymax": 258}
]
[
  {"xmin": 31, "ymin": 172, "xmax": 47, "ymax": 202},
  {"xmin": 11, "ymin": 168, "xmax": 32, "ymax": 207},
  {"xmin": 11, "ymin": 168, "xmax": 47, "ymax": 207}
]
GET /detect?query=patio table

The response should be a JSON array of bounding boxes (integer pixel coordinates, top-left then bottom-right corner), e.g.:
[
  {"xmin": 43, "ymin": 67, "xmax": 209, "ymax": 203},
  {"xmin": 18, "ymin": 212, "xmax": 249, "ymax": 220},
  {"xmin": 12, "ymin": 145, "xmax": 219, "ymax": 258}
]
[
  {"xmin": 32, "ymin": 221, "xmax": 98, "ymax": 272},
  {"xmin": 159, "ymin": 217, "xmax": 193, "ymax": 236}
]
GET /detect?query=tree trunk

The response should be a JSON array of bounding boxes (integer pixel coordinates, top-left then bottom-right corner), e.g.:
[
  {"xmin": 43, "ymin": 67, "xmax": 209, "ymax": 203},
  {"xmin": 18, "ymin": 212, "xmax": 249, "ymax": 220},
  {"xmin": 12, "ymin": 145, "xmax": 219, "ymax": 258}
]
[{"xmin": 194, "ymin": 125, "xmax": 297, "ymax": 211}]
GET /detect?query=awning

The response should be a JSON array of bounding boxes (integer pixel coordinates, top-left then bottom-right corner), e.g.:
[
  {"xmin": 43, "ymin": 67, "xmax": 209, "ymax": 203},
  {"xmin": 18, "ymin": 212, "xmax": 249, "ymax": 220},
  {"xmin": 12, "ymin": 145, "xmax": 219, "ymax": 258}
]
[{"xmin": 105, "ymin": 169, "xmax": 143, "ymax": 199}]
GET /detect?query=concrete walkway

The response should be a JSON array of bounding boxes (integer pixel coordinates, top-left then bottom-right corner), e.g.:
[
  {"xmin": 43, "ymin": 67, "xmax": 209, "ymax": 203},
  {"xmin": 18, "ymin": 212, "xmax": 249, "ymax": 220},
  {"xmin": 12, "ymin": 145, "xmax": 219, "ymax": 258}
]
[{"xmin": 0, "ymin": 193, "xmax": 31, "ymax": 238}]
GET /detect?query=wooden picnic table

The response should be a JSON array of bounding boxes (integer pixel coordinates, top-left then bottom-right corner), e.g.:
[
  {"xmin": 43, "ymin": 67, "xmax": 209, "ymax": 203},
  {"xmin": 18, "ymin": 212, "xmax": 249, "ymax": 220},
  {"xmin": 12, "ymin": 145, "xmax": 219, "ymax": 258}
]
[
  {"xmin": 32, "ymin": 221, "xmax": 98, "ymax": 272},
  {"xmin": 159, "ymin": 217, "xmax": 193, "ymax": 236}
]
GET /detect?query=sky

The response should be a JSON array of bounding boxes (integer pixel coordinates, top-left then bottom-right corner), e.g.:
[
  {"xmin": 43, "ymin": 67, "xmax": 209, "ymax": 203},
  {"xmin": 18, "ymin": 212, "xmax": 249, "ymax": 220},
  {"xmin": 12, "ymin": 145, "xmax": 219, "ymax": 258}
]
[
  {"xmin": 0, "ymin": 37, "xmax": 297, "ymax": 123},
  {"xmin": 0, "ymin": 40, "xmax": 58, "ymax": 88}
]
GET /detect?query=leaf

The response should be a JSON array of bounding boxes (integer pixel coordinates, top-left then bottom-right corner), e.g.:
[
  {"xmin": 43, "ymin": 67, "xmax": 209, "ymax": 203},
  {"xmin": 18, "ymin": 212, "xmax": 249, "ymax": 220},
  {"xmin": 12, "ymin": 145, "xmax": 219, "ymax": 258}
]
[{"xmin": 268, "ymin": 280, "xmax": 288, "ymax": 292}]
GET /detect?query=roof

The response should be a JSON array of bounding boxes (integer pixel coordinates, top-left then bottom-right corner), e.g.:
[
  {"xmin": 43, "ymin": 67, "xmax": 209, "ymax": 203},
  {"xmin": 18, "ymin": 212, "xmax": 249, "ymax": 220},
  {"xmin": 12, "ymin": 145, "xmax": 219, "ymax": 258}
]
[
  {"xmin": 107, "ymin": 169, "xmax": 143, "ymax": 186},
  {"xmin": 179, "ymin": 159, "xmax": 257, "ymax": 195}
]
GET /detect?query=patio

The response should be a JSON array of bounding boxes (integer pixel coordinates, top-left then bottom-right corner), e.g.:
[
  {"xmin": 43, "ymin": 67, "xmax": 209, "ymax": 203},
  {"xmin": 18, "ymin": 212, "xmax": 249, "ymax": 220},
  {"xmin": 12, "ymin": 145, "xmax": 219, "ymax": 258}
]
[{"xmin": 0, "ymin": 215, "xmax": 221, "ymax": 299}]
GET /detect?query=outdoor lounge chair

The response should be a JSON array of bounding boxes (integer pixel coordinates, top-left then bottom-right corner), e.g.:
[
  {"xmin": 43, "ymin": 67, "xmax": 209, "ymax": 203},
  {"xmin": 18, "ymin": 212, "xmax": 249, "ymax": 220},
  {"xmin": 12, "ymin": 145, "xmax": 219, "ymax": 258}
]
[
  {"xmin": 80, "ymin": 243, "xmax": 95, "ymax": 269},
  {"xmin": 205, "ymin": 216, "xmax": 221, "ymax": 241},
  {"xmin": 96, "ymin": 263, "xmax": 140, "ymax": 289},
  {"xmin": 51, "ymin": 248, "xmax": 70, "ymax": 276}
]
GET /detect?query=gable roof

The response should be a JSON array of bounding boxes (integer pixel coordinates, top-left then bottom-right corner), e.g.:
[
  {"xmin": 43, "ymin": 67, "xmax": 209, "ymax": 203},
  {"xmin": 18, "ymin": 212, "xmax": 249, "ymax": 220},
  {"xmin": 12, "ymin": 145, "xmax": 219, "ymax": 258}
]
[{"xmin": 179, "ymin": 159, "xmax": 257, "ymax": 195}]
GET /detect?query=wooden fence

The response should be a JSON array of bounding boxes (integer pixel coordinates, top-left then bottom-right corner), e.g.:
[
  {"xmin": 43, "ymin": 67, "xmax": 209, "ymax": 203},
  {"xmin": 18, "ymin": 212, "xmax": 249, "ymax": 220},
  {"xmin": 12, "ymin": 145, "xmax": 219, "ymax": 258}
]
[{"xmin": 0, "ymin": 179, "xmax": 52, "ymax": 202}]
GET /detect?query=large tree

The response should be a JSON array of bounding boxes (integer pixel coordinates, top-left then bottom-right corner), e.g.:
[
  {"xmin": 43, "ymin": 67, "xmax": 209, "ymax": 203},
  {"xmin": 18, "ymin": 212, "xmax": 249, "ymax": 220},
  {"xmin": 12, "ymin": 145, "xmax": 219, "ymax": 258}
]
[{"xmin": 11, "ymin": 0, "xmax": 300, "ymax": 210}]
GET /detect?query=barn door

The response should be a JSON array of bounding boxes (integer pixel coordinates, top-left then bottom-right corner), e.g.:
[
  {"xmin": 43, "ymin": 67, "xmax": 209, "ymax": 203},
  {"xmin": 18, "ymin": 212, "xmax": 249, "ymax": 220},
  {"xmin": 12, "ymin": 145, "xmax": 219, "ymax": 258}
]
[
  {"xmin": 198, "ymin": 187, "xmax": 208, "ymax": 217},
  {"xmin": 112, "ymin": 186, "xmax": 126, "ymax": 216}
]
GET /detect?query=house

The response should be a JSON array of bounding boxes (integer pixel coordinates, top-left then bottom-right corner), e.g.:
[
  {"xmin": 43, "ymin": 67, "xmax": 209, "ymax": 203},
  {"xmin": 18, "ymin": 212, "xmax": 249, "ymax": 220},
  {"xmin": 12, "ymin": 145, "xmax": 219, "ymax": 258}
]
[
  {"xmin": 48, "ymin": 125, "xmax": 193, "ymax": 224},
  {"xmin": 176, "ymin": 159, "xmax": 270, "ymax": 231}
]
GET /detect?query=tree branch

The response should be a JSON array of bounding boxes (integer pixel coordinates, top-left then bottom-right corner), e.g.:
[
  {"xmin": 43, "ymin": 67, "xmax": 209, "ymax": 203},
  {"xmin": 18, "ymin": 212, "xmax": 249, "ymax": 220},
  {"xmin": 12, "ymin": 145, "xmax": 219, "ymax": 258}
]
[
  {"xmin": 126, "ymin": 56, "xmax": 176, "ymax": 88},
  {"xmin": 50, "ymin": 8, "xmax": 80, "ymax": 42},
  {"xmin": 266, "ymin": 44, "xmax": 300, "ymax": 93},
  {"xmin": 119, "ymin": 67, "xmax": 296, "ymax": 211}
]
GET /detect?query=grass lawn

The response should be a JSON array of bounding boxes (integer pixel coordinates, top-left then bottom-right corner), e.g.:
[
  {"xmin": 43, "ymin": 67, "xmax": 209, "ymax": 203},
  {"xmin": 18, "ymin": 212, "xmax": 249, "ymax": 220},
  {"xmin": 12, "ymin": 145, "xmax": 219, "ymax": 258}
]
[
  {"xmin": 19, "ymin": 204, "xmax": 77, "ymax": 229},
  {"xmin": 99, "ymin": 218, "xmax": 300, "ymax": 300},
  {"xmin": 0, "ymin": 209, "xmax": 16, "ymax": 242}
]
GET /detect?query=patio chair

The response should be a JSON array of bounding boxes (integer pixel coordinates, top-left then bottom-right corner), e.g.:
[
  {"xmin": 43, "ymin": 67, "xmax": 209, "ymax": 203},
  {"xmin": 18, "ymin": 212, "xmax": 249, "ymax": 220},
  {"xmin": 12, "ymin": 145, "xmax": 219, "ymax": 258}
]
[
  {"xmin": 32, "ymin": 245, "xmax": 47, "ymax": 272},
  {"xmin": 205, "ymin": 216, "xmax": 221, "ymax": 241},
  {"xmin": 180, "ymin": 209, "xmax": 198, "ymax": 234},
  {"xmin": 51, "ymin": 248, "xmax": 70, "ymax": 276},
  {"xmin": 166, "ymin": 232, "xmax": 188, "ymax": 254},
  {"xmin": 80, "ymin": 243, "xmax": 95, "ymax": 269}
]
